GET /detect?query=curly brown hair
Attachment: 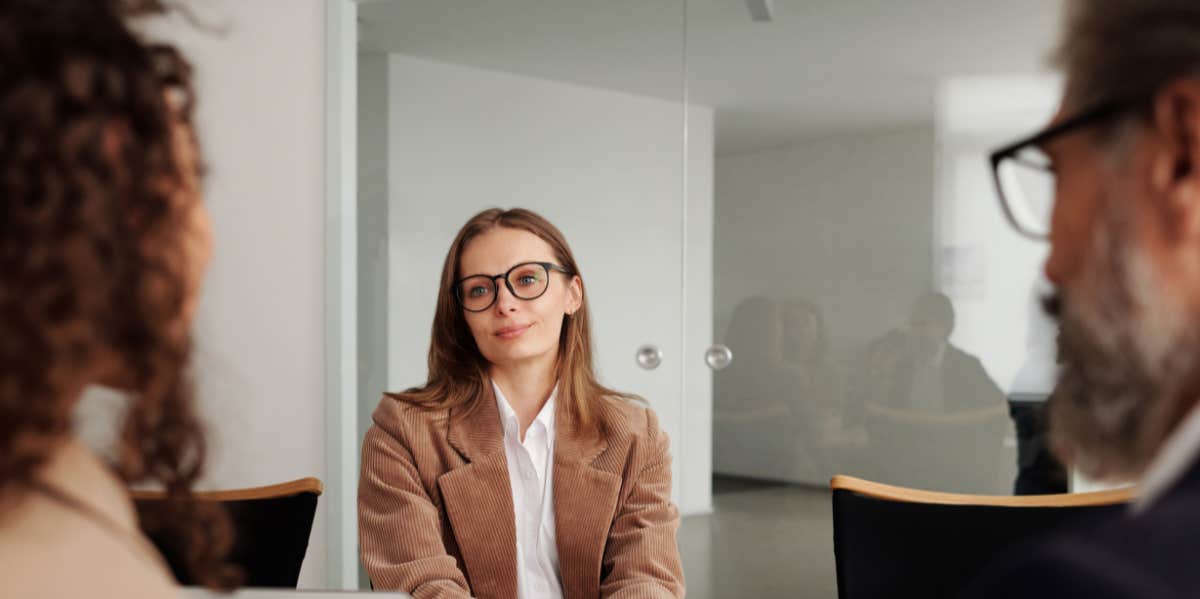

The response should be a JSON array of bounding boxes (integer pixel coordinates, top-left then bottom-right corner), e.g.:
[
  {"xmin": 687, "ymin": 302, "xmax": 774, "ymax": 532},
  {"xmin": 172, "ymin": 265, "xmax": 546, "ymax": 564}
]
[{"xmin": 0, "ymin": 0, "xmax": 234, "ymax": 587}]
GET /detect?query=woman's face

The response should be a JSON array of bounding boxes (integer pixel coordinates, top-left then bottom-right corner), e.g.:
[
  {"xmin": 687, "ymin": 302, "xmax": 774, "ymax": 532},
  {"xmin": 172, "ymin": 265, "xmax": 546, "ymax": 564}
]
[
  {"xmin": 172, "ymin": 121, "xmax": 213, "ymax": 335},
  {"xmin": 784, "ymin": 309, "xmax": 820, "ymax": 349},
  {"xmin": 457, "ymin": 227, "xmax": 582, "ymax": 372}
]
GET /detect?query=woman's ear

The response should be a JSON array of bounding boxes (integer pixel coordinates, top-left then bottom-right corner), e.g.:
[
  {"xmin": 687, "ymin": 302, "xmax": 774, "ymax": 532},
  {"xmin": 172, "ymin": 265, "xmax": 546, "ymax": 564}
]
[{"xmin": 566, "ymin": 275, "xmax": 583, "ymax": 315}]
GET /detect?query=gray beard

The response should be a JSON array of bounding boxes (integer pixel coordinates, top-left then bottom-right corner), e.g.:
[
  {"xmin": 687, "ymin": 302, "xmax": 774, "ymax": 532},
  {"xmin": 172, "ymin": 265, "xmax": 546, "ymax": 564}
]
[{"xmin": 1046, "ymin": 196, "xmax": 1199, "ymax": 481}]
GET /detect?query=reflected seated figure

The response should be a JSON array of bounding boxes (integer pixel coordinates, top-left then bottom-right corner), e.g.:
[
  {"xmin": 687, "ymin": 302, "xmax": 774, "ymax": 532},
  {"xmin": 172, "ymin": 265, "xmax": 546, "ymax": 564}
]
[
  {"xmin": 858, "ymin": 293, "xmax": 1009, "ymax": 493},
  {"xmin": 705, "ymin": 297, "xmax": 840, "ymax": 484}
]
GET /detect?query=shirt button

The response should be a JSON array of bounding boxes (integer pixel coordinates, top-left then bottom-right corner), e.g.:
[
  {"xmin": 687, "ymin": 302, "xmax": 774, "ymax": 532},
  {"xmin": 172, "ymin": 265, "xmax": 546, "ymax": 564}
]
[{"xmin": 522, "ymin": 468, "xmax": 535, "ymax": 479}]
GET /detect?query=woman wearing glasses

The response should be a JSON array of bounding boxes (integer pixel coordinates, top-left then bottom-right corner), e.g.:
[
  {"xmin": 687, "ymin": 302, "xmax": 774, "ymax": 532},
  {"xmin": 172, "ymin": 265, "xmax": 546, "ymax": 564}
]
[{"xmin": 359, "ymin": 208, "xmax": 685, "ymax": 599}]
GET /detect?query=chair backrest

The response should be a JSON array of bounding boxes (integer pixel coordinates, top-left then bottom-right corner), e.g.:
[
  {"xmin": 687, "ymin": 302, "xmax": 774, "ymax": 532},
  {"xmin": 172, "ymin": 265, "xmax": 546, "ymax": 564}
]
[
  {"xmin": 863, "ymin": 403, "xmax": 1009, "ymax": 493},
  {"xmin": 133, "ymin": 477, "xmax": 323, "ymax": 588},
  {"xmin": 830, "ymin": 475, "xmax": 1133, "ymax": 599}
]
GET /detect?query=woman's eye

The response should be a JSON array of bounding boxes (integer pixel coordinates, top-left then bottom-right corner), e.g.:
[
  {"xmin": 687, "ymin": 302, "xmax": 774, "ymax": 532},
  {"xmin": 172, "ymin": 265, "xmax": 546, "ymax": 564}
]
[
  {"xmin": 518, "ymin": 275, "xmax": 538, "ymax": 286},
  {"xmin": 468, "ymin": 286, "xmax": 490, "ymax": 297}
]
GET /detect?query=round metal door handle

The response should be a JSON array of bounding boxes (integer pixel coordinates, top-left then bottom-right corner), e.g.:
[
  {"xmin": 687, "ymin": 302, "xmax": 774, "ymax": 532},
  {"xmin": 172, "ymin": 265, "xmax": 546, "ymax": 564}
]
[
  {"xmin": 635, "ymin": 344, "xmax": 663, "ymax": 370},
  {"xmin": 705, "ymin": 344, "xmax": 733, "ymax": 371}
]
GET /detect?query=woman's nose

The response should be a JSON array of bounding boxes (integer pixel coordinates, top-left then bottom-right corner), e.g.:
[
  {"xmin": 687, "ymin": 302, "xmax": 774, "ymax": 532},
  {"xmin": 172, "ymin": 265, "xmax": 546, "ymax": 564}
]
[{"xmin": 493, "ymin": 281, "xmax": 519, "ymax": 313}]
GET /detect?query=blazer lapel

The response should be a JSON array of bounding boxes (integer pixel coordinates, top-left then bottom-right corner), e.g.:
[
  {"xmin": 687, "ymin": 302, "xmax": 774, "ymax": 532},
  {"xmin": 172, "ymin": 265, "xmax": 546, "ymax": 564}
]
[
  {"xmin": 438, "ymin": 388, "xmax": 519, "ymax": 599},
  {"xmin": 553, "ymin": 402, "xmax": 623, "ymax": 599}
]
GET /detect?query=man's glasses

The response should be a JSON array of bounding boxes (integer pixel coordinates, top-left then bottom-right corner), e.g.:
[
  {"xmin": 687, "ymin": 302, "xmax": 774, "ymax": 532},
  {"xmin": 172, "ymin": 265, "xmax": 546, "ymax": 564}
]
[
  {"xmin": 453, "ymin": 261, "xmax": 573, "ymax": 312},
  {"xmin": 989, "ymin": 98, "xmax": 1138, "ymax": 240}
]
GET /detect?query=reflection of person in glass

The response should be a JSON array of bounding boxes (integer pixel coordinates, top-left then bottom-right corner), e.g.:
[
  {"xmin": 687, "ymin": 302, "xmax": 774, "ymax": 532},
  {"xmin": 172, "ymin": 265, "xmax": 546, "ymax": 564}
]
[
  {"xmin": 359, "ymin": 208, "xmax": 684, "ymax": 598},
  {"xmin": 714, "ymin": 297, "xmax": 824, "ymax": 481},
  {"xmin": 715, "ymin": 297, "xmax": 788, "ymax": 471},
  {"xmin": 857, "ymin": 293, "xmax": 1008, "ymax": 492},
  {"xmin": 873, "ymin": 293, "xmax": 1005, "ymax": 414},
  {"xmin": 715, "ymin": 295, "xmax": 840, "ymax": 482},
  {"xmin": 780, "ymin": 299, "xmax": 844, "ymax": 441}
]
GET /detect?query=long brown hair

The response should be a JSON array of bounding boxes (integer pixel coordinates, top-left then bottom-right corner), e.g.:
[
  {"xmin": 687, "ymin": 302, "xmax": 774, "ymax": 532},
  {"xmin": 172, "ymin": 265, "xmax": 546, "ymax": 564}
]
[
  {"xmin": 392, "ymin": 208, "xmax": 635, "ymax": 437},
  {"xmin": 0, "ymin": 0, "xmax": 233, "ymax": 586}
]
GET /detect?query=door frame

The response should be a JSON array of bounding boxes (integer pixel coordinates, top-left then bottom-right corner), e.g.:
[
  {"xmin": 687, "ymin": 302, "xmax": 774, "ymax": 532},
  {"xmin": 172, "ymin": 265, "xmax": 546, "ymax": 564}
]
[{"xmin": 324, "ymin": 0, "xmax": 358, "ymax": 589}]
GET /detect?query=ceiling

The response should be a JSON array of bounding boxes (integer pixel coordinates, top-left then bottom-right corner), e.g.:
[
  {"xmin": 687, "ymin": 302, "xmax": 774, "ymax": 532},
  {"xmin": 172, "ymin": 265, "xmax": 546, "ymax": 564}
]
[{"xmin": 359, "ymin": 0, "xmax": 1062, "ymax": 155}]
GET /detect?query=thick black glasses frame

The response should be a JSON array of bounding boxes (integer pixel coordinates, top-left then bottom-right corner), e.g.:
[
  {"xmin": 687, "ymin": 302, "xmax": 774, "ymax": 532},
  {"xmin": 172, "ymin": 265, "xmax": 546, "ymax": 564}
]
[
  {"xmin": 453, "ymin": 261, "xmax": 573, "ymax": 312},
  {"xmin": 988, "ymin": 98, "xmax": 1138, "ymax": 240}
]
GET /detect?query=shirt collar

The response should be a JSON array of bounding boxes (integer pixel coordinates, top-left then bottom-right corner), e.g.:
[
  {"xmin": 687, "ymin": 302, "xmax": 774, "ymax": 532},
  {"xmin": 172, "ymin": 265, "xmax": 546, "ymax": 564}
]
[
  {"xmin": 492, "ymin": 379, "xmax": 557, "ymax": 439},
  {"xmin": 1133, "ymin": 404, "xmax": 1200, "ymax": 514}
]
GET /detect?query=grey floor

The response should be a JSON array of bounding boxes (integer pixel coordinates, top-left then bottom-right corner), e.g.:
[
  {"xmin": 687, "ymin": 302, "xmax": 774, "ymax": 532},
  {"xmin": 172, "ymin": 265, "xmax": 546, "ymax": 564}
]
[{"xmin": 679, "ymin": 477, "xmax": 837, "ymax": 599}]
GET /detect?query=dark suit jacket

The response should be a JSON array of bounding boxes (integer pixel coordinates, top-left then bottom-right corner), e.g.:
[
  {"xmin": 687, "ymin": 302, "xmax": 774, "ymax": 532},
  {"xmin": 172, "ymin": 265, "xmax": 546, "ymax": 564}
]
[
  {"xmin": 883, "ymin": 345, "xmax": 1005, "ymax": 413},
  {"xmin": 961, "ymin": 457, "xmax": 1200, "ymax": 598}
]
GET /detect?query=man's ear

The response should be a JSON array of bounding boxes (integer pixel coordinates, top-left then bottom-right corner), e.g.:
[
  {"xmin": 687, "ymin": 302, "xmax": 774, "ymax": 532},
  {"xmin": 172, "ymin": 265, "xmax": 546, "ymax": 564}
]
[{"xmin": 1150, "ymin": 79, "xmax": 1200, "ymax": 241}]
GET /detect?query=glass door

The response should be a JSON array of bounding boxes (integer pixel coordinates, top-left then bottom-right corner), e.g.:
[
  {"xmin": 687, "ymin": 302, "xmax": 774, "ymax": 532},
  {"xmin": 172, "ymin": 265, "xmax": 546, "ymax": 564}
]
[{"xmin": 682, "ymin": 1, "xmax": 1064, "ymax": 596}]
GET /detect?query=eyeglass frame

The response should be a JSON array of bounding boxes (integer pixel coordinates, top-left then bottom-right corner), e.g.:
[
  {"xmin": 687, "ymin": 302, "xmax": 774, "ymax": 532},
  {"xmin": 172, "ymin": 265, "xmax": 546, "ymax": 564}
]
[
  {"xmin": 989, "ymin": 96, "xmax": 1145, "ymax": 240},
  {"xmin": 452, "ymin": 261, "xmax": 574, "ymax": 313}
]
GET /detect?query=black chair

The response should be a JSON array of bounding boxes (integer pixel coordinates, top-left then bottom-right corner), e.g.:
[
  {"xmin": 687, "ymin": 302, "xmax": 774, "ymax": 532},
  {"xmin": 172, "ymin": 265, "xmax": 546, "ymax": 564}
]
[
  {"xmin": 133, "ymin": 477, "xmax": 323, "ymax": 588},
  {"xmin": 831, "ymin": 475, "xmax": 1131, "ymax": 599}
]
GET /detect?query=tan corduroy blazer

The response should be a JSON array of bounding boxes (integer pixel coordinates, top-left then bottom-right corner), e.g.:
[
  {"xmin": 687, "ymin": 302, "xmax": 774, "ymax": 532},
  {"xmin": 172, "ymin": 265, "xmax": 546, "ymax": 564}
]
[{"xmin": 358, "ymin": 386, "xmax": 685, "ymax": 599}]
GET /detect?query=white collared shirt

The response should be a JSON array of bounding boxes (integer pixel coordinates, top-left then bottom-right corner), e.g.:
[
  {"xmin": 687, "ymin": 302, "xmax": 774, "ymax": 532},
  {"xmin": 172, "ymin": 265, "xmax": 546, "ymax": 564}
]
[
  {"xmin": 493, "ymin": 380, "xmax": 564, "ymax": 599},
  {"xmin": 1133, "ymin": 404, "xmax": 1200, "ymax": 514}
]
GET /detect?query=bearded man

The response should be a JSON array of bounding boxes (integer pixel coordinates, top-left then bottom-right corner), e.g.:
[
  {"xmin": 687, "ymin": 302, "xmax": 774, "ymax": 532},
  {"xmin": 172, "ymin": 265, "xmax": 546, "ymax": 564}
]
[{"xmin": 965, "ymin": 1, "xmax": 1200, "ymax": 597}]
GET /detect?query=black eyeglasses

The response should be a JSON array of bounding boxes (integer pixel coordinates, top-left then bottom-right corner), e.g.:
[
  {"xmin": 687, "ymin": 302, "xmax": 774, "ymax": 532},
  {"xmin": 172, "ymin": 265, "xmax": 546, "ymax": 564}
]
[
  {"xmin": 989, "ymin": 97, "xmax": 1140, "ymax": 240},
  {"xmin": 453, "ymin": 261, "xmax": 573, "ymax": 312}
]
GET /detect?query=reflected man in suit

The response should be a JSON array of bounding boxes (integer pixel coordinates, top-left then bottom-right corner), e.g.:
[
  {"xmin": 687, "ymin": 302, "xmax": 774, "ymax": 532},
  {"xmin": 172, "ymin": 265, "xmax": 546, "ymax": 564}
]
[
  {"xmin": 854, "ymin": 293, "xmax": 1009, "ymax": 492},
  {"xmin": 879, "ymin": 293, "xmax": 1005, "ymax": 414}
]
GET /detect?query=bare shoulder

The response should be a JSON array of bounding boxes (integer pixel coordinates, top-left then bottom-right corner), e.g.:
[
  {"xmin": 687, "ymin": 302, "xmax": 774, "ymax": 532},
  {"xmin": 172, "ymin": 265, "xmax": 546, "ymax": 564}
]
[{"xmin": 0, "ymin": 495, "xmax": 182, "ymax": 598}]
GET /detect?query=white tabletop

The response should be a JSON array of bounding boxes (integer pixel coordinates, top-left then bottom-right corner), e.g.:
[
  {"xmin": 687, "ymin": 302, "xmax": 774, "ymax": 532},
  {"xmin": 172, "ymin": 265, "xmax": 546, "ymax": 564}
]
[{"xmin": 183, "ymin": 588, "xmax": 408, "ymax": 598}]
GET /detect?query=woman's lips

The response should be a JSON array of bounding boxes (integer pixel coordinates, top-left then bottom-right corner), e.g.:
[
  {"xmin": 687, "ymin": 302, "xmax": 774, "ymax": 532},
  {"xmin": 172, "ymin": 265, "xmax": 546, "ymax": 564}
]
[{"xmin": 495, "ymin": 324, "xmax": 532, "ymax": 340}]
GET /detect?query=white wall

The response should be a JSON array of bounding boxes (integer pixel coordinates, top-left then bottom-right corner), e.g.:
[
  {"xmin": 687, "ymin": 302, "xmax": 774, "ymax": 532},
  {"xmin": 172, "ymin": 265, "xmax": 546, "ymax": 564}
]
[
  {"xmin": 365, "ymin": 53, "xmax": 714, "ymax": 514},
  {"xmin": 934, "ymin": 77, "xmax": 1060, "ymax": 395},
  {"xmin": 145, "ymin": 0, "xmax": 331, "ymax": 587}
]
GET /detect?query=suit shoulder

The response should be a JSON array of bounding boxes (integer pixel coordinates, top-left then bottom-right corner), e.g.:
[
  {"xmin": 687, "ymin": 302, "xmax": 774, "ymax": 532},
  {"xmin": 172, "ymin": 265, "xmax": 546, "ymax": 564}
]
[
  {"xmin": 963, "ymin": 534, "xmax": 1168, "ymax": 599},
  {"xmin": 594, "ymin": 396, "xmax": 672, "ymax": 474},
  {"xmin": 600, "ymin": 395, "xmax": 658, "ymax": 438},
  {"xmin": 369, "ymin": 392, "xmax": 451, "ymax": 440},
  {"xmin": 947, "ymin": 345, "xmax": 984, "ymax": 366}
]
